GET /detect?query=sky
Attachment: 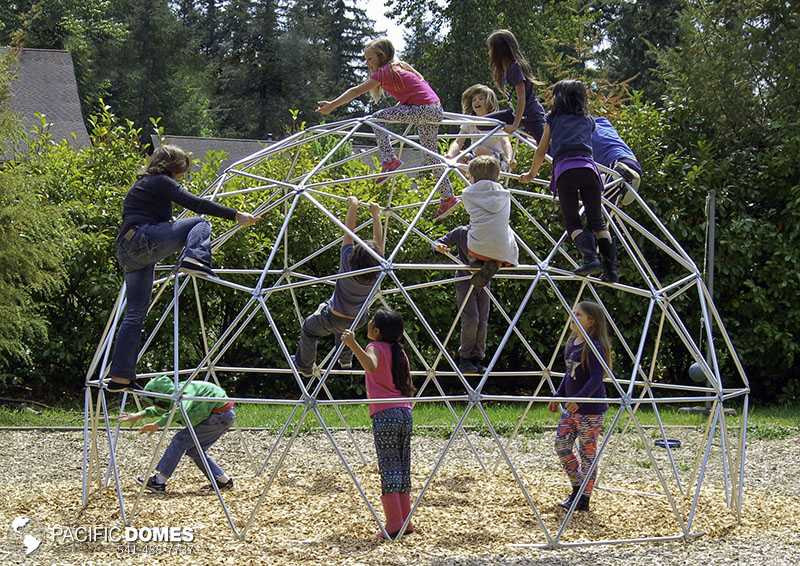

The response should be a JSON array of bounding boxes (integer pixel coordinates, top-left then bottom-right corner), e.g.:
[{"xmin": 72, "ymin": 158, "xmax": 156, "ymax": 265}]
[{"xmin": 362, "ymin": 0, "xmax": 406, "ymax": 53}]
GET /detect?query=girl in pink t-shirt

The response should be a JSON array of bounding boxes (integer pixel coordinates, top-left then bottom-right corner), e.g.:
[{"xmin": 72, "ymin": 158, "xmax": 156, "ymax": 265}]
[
  {"xmin": 341, "ymin": 308, "xmax": 416, "ymax": 540},
  {"xmin": 317, "ymin": 38, "xmax": 458, "ymax": 221}
]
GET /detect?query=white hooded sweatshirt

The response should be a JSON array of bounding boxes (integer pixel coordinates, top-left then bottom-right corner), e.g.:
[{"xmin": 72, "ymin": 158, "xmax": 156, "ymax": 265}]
[{"xmin": 461, "ymin": 179, "xmax": 519, "ymax": 266}]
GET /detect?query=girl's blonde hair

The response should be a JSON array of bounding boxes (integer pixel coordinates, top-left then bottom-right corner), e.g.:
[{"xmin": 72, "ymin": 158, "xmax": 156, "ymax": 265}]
[
  {"xmin": 461, "ymin": 84, "xmax": 500, "ymax": 115},
  {"xmin": 365, "ymin": 38, "xmax": 423, "ymax": 103},
  {"xmin": 486, "ymin": 29, "xmax": 537, "ymax": 94},
  {"xmin": 570, "ymin": 301, "xmax": 613, "ymax": 374},
  {"xmin": 143, "ymin": 144, "xmax": 191, "ymax": 178}
]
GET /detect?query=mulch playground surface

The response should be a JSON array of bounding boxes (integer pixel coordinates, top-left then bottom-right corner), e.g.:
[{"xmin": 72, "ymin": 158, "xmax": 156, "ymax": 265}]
[{"xmin": 1, "ymin": 428, "xmax": 798, "ymax": 564}]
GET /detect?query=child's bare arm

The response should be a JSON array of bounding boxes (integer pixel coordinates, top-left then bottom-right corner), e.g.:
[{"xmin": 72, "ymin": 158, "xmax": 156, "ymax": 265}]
[
  {"xmin": 343, "ymin": 196, "xmax": 359, "ymax": 246},
  {"xmin": 317, "ymin": 79, "xmax": 379, "ymax": 115},
  {"xmin": 520, "ymin": 124, "xmax": 550, "ymax": 183},
  {"xmin": 446, "ymin": 138, "xmax": 464, "ymax": 159},
  {"xmin": 370, "ymin": 202, "xmax": 384, "ymax": 254},
  {"xmin": 341, "ymin": 330, "xmax": 379, "ymax": 372}
]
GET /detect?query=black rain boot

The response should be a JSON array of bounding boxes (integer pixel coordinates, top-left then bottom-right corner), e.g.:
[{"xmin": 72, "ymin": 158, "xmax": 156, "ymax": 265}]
[
  {"xmin": 559, "ymin": 485, "xmax": 580, "ymax": 510},
  {"xmin": 572, "ymin": 231, "xmax": 603, "ymax": 276},
  {"xmin": 574, "ymin": 494, "xmax": 591, "ymax": 511},
  {"xmin": 597, "ymin": 236, "xmax": 619, "ymax": 283}
]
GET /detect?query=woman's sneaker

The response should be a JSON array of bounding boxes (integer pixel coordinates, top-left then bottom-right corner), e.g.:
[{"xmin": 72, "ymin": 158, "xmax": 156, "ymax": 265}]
[
  {"xmin": 433, "ymin": 196, "xmax": 461, "ymax": 222},
  {"xmin": 179, "ymin": 257, "xmax": 216, "ymax": 278},
  {"xmin": 106, "ymin": 378, "xmax": 143, "ymax": 393},
  {"xmin": 376, "ymin": 159, "xmax": 402, "ymax": 184}
]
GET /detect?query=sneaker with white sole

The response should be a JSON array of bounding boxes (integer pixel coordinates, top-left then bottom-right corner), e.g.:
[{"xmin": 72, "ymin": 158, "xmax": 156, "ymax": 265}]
[
  {"xmin": 433, "ymin": 196, "xmax": 461, "ymax": 221},
  {"xmin": 614, "ymin": 161, "xmax": 641, "ymax": 206},
  {"xmin": 376, "ymin": 159, "xmax": 402, "ymax": 184},
  {"xmin": 137, "ymin": 475, "xmax": 166, "ymax": 495},
  {"xmin": 290, "ymin": 355, "xmax": 313, "ymax": 378},
  {"xmin": 179, "ymin": 258, "xmax": 216, "ymax": 278},
  {"xmin": 470, "ymin": 259, "xmax": 500, "ymax": 288}
]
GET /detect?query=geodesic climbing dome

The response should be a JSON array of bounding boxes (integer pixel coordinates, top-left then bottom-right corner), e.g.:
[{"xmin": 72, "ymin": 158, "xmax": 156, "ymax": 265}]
[{"xmin": 82, "ymin": 111, "xmax": 750, "ymax": 548}]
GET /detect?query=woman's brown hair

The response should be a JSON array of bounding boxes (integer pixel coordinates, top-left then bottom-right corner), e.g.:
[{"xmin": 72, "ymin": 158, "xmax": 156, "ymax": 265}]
[{"xmin": 143, "ymin": 144, "xmax": 191, "ymax": 178}]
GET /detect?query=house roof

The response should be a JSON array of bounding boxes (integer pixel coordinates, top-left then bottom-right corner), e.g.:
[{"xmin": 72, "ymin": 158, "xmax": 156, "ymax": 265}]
[
  {"xmin": 2, "ymin": 47, "xmax": 90, "ymax": 153},
  {"xmin": 151, "ymin": 134, "xmax": 272, "ymax": 173}
]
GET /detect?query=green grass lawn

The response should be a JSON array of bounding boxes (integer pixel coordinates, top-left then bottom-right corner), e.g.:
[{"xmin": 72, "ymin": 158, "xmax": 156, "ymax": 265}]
[{"xmin": 0, "ymin": 399, "xmax": 796, "ymax": 439}]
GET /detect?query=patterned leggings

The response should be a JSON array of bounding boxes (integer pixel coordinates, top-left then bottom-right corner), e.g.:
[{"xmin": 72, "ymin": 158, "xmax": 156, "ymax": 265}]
[
  {"xmin": 554, "ymin": 412, "xmax": 605, "ymax": 496},
  {"xmin": 372, "ymin": 407, "xmax": 413, "ymax": 494},
  {"xmin": 372, "ymin": 103, "xmax": 453, "ymax": 198}
]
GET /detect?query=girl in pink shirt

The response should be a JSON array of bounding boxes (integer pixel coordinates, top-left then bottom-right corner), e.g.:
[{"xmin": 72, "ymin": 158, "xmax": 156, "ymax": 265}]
[
  {"xmin": 341, "ymin": 308, "xmax": 416, "ymax": 539},
  {"xmin": 317, "ymin": 38, "xmax": 457, "ymax": 221}
]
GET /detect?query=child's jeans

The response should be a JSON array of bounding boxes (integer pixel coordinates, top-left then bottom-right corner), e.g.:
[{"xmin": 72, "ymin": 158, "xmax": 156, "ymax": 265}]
[
  {"xmin": 295, "ymin": 303, "xmax": 366, "ymax": 372},
  {"xmin": 371, "ymin": 103, "xmax": 453, "ymax": 198},
  {"xmin": 372, "ymin": 407, "xmax": 413, "ymax": 494},
  {"xmin": 110, "ymin": 217, "xmax": 212, "ymax": 379},
  {"xmin": 455, "ymin": 280, "xmax": 489, "ymax": 361},
  {"xmin": 157, "ymin": 408, "xmax": 235, "ymax": 480},
  {"xmin": 554, "ymin": 411, "xmax": 605, "ymax": 495}
]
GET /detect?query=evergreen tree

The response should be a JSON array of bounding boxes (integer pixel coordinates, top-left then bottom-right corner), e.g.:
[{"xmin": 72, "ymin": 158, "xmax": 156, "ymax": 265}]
[
  {"xmin": 594, "ymin": 0, "xmax": 683, "ymax": 100},
  {"xmin": 99, "ymin": 0, "xmax": 214, "ymax": 136}
]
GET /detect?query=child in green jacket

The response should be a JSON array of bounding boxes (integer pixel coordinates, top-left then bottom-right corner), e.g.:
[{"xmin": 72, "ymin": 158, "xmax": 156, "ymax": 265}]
[{"xmin": 121, "ymin": 375, "xmax": 235, "ymax": 494}]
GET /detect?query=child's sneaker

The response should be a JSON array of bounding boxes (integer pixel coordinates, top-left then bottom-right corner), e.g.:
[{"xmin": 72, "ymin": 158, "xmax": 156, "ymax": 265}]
[
  {"xmin": 204, "ymin": 477, "xmax": 234, "ymax": 492},
  {"xmin": 458, "ymin": 358, "xmax": 480, "ymax": 375},
  {"xmin": 338, "ymin": 359, "xmax": 353, "ymax": 370},
  {"xmin": 614, "ymin": 161, "xmax": 641, "ymax": 206},
  {"xmin": 433, "ymin": 196, "xmax": 461, "ymax": 222},
  {"xmin": 559, "ymin": 486, "xmax": 579, "ymax": 510},
  {"xmin": 376, "ymin": 159, "xmax": 402, "ymax": 184},
  {"xmin": 290, "ymin": 355, "xmax": 313, "ymax": 378},
  {"xmin": 136, "ymin": 475, "xmax": 166, "ymax": 495},
  {"xmin": 470, "ymin": 259, "xmax": 500, "ymax": 288},
  {"xmin": 471, "ymin": 359, "xmax": 487, "ymax": 374},
  {"xmin": 574, "ymin": 494, "xmax": 591, "ymax": 511}
]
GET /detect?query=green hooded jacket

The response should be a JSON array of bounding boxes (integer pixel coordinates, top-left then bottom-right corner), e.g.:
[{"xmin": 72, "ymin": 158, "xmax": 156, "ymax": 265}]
[{"xmin": 142, "ymin": 375, "xmax": 229, "ymax": 428}]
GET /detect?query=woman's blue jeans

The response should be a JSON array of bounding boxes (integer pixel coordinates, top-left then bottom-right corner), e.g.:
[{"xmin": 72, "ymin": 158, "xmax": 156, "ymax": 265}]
[{"xmin": 110, "ymin": 218, "xmax": 212, "ymax": 380}]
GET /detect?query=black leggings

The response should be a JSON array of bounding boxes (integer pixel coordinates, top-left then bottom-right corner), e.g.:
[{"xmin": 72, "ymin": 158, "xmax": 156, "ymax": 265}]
[{"xmin": 556, "ymin": 168, "xmax": 606, "ymax": 235}]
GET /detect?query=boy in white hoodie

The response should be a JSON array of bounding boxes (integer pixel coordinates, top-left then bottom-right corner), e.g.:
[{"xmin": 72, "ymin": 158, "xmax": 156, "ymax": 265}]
[{"xmin": 460, "ymin": 156, "xmax": 519, "ymax": 288}]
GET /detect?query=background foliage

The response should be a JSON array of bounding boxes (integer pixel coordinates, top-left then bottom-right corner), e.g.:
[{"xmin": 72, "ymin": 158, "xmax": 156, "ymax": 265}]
[{"xmin": 0, "ymin": 0, "xmax": 797, "ymax": 402}]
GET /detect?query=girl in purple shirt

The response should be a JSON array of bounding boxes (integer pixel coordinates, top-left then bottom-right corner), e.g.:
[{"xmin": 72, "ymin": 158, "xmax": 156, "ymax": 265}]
[
  {"xmin": 483, "ymin": 29, "xmax": 547, "ymax": 141},
  {"xmin": 521, "ymin": 80, "xmax": 620, "ymax": 283},
  {"xmin": 317, "ymin": 38, "xmax": 457, "ymax": 221},
  {"xmin": 548, "ymin": 300, "xmax": 612, "ymax": 512},
  {"xmin": 342, "ymin": 308, "xmax": 416, "ymax": 540}
]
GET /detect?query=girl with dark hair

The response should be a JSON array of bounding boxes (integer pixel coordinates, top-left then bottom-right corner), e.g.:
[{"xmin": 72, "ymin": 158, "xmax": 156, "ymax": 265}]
[
  {"xmin": 482, "ymin": 29, "xmax": 546, "ymax": 141},
  {"xmin": 108, "ymin": 145, "xmax": 259, "ymax": 392},
  {"xmin": 521, "ymin": 80, "xmax": 619, "ymax": 282},
  {"xmin": 341, "ymin": 309, "xmax": 416, "ymax": 539},
  {"xmin": 548, "ymin": 301, "xmax": 612, "ymax": 512}
]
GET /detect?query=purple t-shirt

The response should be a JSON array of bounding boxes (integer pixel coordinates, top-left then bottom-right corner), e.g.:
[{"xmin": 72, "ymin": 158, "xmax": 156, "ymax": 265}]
[
  {"xmin": 329, "ymin": 244, "xmax": 376, "ymax": 317},
  {"xmin": 371, "ymin": 63, "xmax": 440, "ymax": 106},
  {"xmin": 555, "ymin": 337, "xmax": 608, "ymax": 414},
  {"xmin": 505, "ymin": 61, "xmax": 546, "ymax": 125}
]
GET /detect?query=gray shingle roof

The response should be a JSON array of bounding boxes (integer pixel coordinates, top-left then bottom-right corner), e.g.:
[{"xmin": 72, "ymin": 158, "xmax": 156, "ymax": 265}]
[
  {"xmin": 151, "ymin": 135, "xmax": 271, "ymax": 173},
  {"xmin": 1, "ymin": 47, "xmax": 90, "ymax": 154}
]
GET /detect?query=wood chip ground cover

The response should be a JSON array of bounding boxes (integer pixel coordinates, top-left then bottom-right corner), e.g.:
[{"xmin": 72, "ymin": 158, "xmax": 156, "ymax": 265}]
[{"xmin": 0, "ymin": 429, "xmax": 797, "ymax": 564}]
